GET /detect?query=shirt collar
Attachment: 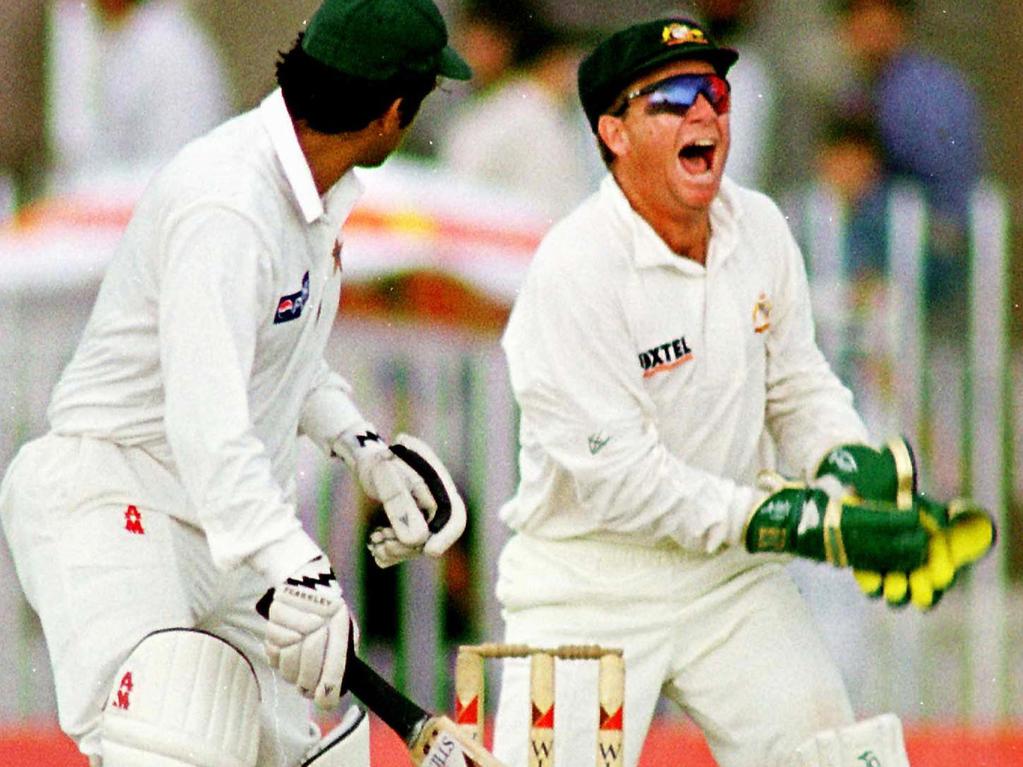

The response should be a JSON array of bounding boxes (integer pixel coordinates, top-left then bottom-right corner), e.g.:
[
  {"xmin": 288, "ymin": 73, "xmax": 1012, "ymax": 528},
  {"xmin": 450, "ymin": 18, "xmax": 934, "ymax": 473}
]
[
  {"xmin": 259, "ymin": 88, "xmax": 326, "ymax": 224},
  {"xmin": 601, "ymin": 173, "xmax": 743, "ymax": 273}
]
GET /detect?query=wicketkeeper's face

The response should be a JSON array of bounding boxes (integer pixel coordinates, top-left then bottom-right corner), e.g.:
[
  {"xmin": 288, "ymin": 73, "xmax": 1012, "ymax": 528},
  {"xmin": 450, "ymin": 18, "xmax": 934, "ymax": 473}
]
[{"xmin": 599, "ymin": 59, "xmax": 731, "ymax": 217}]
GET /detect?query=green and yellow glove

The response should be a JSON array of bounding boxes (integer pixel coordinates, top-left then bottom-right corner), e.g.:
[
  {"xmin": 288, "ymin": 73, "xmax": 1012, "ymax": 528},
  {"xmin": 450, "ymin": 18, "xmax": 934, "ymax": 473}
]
[
  {"xmin": 815, "ymin": 438, "xmax": 997, "ymax": 610},
  {"xmin": 847, "ymin": 494, "xmax": 995, "ymax": 609},
  {"xmin": 816, "ymin": 438, "xmax": 918, "ymax": 509},
  {"xmin": 744, "ymin": 473, "xmax": 929, "ymax": 573}
]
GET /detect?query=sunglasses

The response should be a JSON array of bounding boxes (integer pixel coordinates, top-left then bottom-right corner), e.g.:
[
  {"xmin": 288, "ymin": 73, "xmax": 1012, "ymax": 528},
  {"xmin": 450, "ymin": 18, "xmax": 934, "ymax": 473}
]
[{"xmin": 614, "ymin": 73, "xmax": 731, "ymax": 118}]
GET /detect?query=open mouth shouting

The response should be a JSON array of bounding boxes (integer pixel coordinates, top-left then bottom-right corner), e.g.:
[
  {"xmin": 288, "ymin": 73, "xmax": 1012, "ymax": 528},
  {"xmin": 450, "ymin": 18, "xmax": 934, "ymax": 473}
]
[{"xmin": 679, "ymin": 137, "xmax": 718, "ymax": 178}]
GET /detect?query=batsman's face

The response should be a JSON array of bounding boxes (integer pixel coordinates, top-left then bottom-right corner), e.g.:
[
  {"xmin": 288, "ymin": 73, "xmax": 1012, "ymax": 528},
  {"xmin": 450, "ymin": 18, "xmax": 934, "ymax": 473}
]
[{"xmin": 601, "ymin": 60, "xmax": 730, "ymax": 216}]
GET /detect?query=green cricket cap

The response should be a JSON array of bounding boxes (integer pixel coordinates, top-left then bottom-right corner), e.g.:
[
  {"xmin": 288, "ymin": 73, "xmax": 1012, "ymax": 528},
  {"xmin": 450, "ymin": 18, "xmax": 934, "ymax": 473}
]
[
  {"xmin": 578, "ymin": 18, "xmax": 738, "ymax": 131},
  {"xmin": 302, "ymin": 0, "xmax": 472, "ymax": 81}
]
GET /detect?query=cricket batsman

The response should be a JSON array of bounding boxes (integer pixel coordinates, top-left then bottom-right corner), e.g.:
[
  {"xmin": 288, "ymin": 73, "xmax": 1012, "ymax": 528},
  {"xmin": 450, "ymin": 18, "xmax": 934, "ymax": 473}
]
[
  {"xmin": 0, "ymin": 0, "xmax": 471, "ymax": 764},
  {"xmin": 490, "ymin": 16, "xmax": 995, "ymax": 767}
]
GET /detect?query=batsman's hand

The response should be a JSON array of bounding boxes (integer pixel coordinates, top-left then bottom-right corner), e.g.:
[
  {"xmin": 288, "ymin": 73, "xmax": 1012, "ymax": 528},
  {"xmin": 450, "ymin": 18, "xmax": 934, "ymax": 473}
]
[
  {"xmin": 815, "ymin": 437, "xmax": 997, "ymax": 610},
  {"xmin": 367, "ymin": 434, "xmax": 466, "ymax": 568},
  {"xmin": 256, "ymin": 555, "xmax": 355, "ymax": 710},
  {"xmin": 332, "ymin": 424, "xmax": 432, "ymax": 549}
]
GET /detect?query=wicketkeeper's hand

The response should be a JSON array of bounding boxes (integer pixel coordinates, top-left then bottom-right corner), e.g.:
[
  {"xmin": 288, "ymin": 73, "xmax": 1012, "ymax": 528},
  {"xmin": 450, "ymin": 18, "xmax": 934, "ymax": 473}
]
[
  {"xmin": 815, "ymin": 438, "xmax": 997, "ymax": 609},
  {"xmin": 744, "ymin": 472, "xmax": 930, "ymax": 572},
  {"xmin": 256, "ymin": 556, "xmax": 354, "ymax": 710},
  {"xmin": 366, "ymin": 434, "xmax": 466, "ymax": 568}
]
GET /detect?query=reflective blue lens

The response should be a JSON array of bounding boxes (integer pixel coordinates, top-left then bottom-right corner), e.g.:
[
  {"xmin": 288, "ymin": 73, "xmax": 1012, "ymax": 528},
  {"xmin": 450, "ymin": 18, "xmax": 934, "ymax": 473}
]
[{"xmin": 639, "ymin": 74, "xmax": 731, "ymax": 116}]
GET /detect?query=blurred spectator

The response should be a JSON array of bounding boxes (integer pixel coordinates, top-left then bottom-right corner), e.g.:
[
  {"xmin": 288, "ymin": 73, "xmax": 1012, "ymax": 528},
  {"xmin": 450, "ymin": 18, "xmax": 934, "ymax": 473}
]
[
  {"xmin": 834, "ymin": 0, "xmax": 984, "ymax": 325},
  {"xmin": 399, "ymin": 0, "xmax": 529, "ymax": 159},
  {"xmin": 46, "ymin": 0, "xmax": 234, "ymax": 194},
  {"xmin": 694, "ymin": 0, "xmax": 777, "ymax": 189},
  {"xmin": 0, "ymin": 0, "xmax": 47, "ymax": 210},
  {"xmin": 815, "ymin": 112, "xmax": 890, "ymax": 281},
  {"xmin": 436, "ymin": 0, "xmax": 602, "ymax": 221},
  {"xmin": 0, "ymin": 174, "xmax": 15, "ymax": 221}
]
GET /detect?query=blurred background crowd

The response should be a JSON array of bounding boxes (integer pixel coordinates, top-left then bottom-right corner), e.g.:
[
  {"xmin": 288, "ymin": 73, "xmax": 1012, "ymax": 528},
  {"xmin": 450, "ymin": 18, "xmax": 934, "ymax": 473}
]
[
  {"xmin": 0, "ymin": 0, "xmax": 1020, "ymax": 745},
  {"xmin": 1, "ymin": 0, "xmax": 1021, "ymax": 334},
  {"xmin": 0, "ymin": 0, "xmax": 1018, "ymax": 231}
]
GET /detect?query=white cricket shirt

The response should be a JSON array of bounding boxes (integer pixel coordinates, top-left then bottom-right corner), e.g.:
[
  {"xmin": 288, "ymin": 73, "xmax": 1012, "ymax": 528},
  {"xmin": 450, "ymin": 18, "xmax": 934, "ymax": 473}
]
[
  {"xmin": 47, "ymin": 90, "xmax": 366, "ymax": 582},
  {"xmin": 501, "ymin": 174, "xmax": 869, "ymax": 552}
]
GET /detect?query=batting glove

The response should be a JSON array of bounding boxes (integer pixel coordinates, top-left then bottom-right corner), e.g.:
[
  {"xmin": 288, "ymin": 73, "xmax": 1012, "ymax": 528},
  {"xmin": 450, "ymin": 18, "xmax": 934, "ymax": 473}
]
[
  {"xmin": 332, "ymin": 423, "xmax": 432, "ymax": 549},
  {"xmin": 256, "ymin": 556, "xmax": 355, "ymax": 710},
  {"xmin": 366, "ymin": 434, "xmax": 467, "ymax": 568}
]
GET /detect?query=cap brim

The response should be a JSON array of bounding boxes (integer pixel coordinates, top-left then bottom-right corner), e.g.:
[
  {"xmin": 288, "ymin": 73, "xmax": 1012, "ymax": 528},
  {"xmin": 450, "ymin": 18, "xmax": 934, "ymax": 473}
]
[{"xmin": 437, "ymin": 46, "xmax": 473, "ymax": 80}]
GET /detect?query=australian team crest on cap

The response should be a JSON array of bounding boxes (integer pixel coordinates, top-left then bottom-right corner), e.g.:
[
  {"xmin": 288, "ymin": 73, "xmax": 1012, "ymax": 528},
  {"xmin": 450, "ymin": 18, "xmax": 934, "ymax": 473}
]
[
  {"xmin": 662, "ymin": 22, "xmax": 708, "ymax": 46},
  {"xmin": 274, "ymin": 272, "xmax": 310, "ymax": 324}
]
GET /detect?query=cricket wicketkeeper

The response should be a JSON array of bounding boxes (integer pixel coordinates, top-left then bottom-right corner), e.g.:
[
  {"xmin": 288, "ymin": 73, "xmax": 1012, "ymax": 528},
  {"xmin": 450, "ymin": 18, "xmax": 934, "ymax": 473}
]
[
  {"xmin": 0, "ymin": 0, "xmax": 471, "ymax": 765},
  {"xmin": 490, "ymin": 15, "xmax": 995, "ymax": 767}
]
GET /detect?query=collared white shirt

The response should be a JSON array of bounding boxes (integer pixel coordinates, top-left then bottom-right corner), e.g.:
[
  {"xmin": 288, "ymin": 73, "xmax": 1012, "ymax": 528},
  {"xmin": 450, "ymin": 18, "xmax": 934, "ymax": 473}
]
[
  {"xmin": 500, "ymin": 174, "xmax": 868, "ymax": 552},
  {"xmin": 48, "ymin": 90, "xmax": 365, "ymax": 582}
]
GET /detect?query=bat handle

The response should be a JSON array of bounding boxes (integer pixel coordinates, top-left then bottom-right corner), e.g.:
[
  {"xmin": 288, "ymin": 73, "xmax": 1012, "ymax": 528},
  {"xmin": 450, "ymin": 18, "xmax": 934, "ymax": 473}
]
[
  {"xmin": 345, "ymin": 652, "xmax": 430, "ymax": 746},
  {"xmin": 255, "ymin": 603, "xmax": 431, "ymax": 747}
]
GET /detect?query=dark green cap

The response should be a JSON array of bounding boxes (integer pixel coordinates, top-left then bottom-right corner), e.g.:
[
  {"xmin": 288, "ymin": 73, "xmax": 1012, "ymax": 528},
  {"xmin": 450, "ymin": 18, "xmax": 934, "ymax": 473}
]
[
  {"xmin": 302, "ymin": 0, "xmax": 472, "ymax": 81},
  {"xmin": 578, "ymin": 18, "xmax": 738, "ymax": 131}
]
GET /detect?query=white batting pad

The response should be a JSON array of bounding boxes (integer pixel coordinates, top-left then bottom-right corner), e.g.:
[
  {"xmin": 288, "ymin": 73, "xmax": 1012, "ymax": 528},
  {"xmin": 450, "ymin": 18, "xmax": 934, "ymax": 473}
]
[
  {"xmin": 300, "ymin": 706, "xmax": 370, "ymax": 767},
  {"xmin": 788, "ymin": 713, "xmax": 910, "ymax": 767},
  {"xmin": 100, "ymin": 629, "xmax": 260, "ymax": 767}
]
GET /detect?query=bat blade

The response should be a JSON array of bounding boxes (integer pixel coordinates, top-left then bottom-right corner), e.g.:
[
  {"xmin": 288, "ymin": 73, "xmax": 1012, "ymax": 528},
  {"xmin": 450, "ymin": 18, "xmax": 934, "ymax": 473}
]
[{"xmin": 408, "ymin": 715, "xmax": 506, "ymax": 767}]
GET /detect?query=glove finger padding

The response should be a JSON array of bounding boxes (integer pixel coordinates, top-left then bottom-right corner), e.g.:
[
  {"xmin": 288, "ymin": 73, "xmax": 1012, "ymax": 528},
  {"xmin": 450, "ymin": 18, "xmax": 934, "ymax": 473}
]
[
  {"xmin": 313, "ymin": 611, "xmax": 350, "ymax": 710},
  {"xmin": 849, "ymin": 498, "xmax": 994, "ymax": 612},
  {"xmin": 389, "ymin": 434, "xmax": 467, "ymax": 558},
  {"xmin": 946, "ymin": 499, "xmax": 997, "ymax": 567},
  {"xmin": 365, "ymin": 457, "xmax": 431, "ymax": 546},
  {"xmin": 257, "ymin": 556, "xmax": 354, "ymax": 709},
  {"xmin": 367, "ymin": 526, "xmax": 420, "ymax": 569},
  {"xmin": 853, "ymin": 569, "xmax": 883, "ymax": 598}
]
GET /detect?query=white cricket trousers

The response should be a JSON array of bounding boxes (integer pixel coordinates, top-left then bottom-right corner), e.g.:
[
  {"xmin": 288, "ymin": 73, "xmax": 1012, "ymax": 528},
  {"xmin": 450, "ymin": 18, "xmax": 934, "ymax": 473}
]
[
  {"xmin": 491, "ymin": 533, "xmax": 855, "ymax": 767},
  {"xmin": 0, "ymin": 434, "xmax": 316, "ymax": 766}
]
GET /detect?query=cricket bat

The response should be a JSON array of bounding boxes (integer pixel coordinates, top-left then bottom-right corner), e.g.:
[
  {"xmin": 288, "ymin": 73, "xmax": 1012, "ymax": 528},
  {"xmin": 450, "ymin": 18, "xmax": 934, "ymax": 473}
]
[{"xmin": 345, "ymin": 655, "xmax": 507, "ymax": 767}]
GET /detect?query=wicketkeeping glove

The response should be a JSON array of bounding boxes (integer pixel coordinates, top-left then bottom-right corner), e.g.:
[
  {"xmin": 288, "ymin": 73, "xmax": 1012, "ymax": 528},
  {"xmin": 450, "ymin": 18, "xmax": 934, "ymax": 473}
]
[
  {"xmin": 366, "ymin": 434, "xmax": 466, "ymax": 568},
  {"xmin": 744, "ymin": 473, "xmax": 929, "ymax": 572},
  {"xmin": 815, "ymin": 438, "xmax": 997, "ymax": 610},
  {"xmin": 816, "ymin": 437, "xmax": 918, "ymax": 510},
  {"xmin": 256, "ymin": 556, "xmax": 354, "ymax": 710}
]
